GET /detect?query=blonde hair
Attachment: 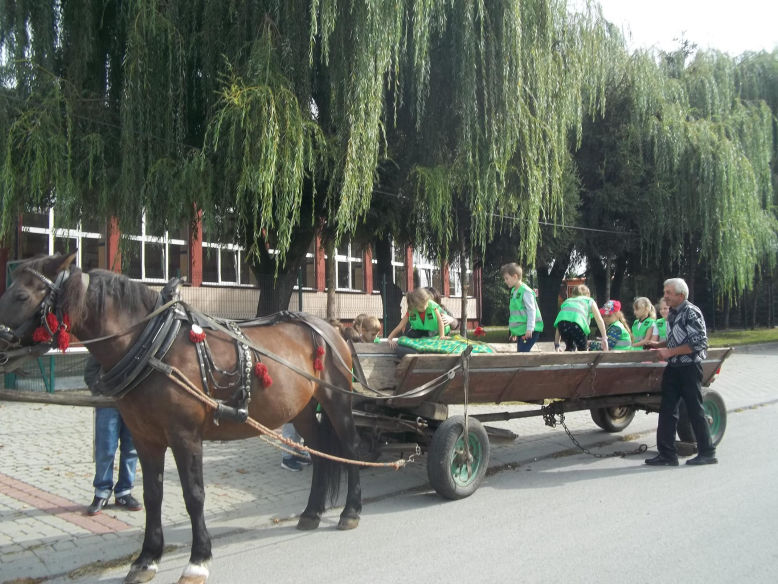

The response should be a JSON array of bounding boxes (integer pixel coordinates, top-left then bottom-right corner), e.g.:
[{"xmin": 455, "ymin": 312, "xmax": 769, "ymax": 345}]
[
  {"xmin": 604, "ymin": 310, "xmax": 633, "ymax": 342},
  {"xmin": 500, "ymin": 262, "xmax": 522, "ymax": 279},
  {"xmin": 571, "ymin": 284, "xmax": 590, "ymax": 297},
  {"xmin": 655, "ymin": 297, "xmax": 667, "ymax": 314},
  {"xmin": 633, "ymin": 296, "xmax": 656, "ymax": 320},
  {"xmin": 360, "ymin": 316, "xmax": 381, "ymax": 342},
  {"xmin": 406, "ymin": 288, "xmax": 432, "ymax": 312}
]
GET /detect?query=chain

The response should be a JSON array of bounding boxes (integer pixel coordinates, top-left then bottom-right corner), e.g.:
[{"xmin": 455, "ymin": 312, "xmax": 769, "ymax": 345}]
[{"xmin": 543, "ymin": 408, "xmax": 647, "ymax": 459}]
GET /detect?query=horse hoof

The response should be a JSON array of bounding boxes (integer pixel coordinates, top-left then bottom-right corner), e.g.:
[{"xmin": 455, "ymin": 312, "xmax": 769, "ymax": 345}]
[
  {"xmin": 124, "ymin": 562, "xmax": 158, "ymax": 584},
  {"xmin": 177, "ymin": 562, "xmax": 209, "ymax": 584},
  {"xmin": 296, "ymin": 515, "xmax": 321, "ymax": 530},
  {"xmin": 337, "ymin": 516, "xmax": 360, "ymax": 530}
]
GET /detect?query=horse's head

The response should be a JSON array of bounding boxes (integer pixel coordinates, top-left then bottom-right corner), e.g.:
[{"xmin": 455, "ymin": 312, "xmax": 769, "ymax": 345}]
[{"xmin": 0, "ymin": 252, "xmax": 78, "ymax": 370}]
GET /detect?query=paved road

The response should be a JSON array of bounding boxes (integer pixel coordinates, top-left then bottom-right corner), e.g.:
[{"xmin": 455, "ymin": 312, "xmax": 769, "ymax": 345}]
[{"xmin": 0, "ymin": 343, "xmax": 775, "ymax": 583}]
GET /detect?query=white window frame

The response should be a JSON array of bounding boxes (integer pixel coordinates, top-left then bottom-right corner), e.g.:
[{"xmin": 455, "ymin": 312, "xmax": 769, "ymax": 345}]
[
  {"xmin": 124, "ymin": 213, "xmax": 187, "ymax": 283},
  {"xmin": 449, "ymin": 257, "xmax": 473, "ymax": 298},
  {"xmin": 21, "ymin": 208, "xmax": 101, "ymax": 265},
  {"xmin": 333, "ymin": 242, "xmax": 364, "ymax": 292}
]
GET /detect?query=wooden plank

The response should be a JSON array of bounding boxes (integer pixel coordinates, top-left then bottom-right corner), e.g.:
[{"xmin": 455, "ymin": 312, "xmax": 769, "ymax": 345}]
[{"xmin": 0, "ymin": 389, "xmax": 114, "ymax": 407}]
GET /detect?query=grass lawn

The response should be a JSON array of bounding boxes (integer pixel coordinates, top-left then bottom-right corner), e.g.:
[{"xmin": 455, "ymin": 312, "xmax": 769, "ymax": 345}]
[{"xmin": 475, "ymin": 325, "xmax": 778, "ymax": 347}]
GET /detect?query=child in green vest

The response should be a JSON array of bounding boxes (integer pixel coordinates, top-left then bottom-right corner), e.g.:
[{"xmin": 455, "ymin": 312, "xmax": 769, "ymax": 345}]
[
  {"xmin": 387, "ymin": 287, "xmax": 450, "ymax": 341},
  {"xmin": 592, "ymin": 300, "xmax": 632, "ymax": 350},
  {"xmin": 500, "ymin": 262, "xmax": 544, "ymax": 352},
  {"xmin": 553, "ymin": 284, "xmax": 609, "ymax": 352},
  {"xmin": 630, "ymin": 296, "xmax": 656, "ymax": 350},
  {"xmin": 651, "ymin": 298, "xmax": 669, "ymax": 342}
]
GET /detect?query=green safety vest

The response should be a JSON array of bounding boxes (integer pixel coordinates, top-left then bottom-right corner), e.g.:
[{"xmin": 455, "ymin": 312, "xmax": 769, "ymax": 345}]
[
  {"xmin": 655, "ymin": 318, "xmax": 667, "ymax": 341},
  {"xmin": 609, "ymin": 321, "xmax": 632, "ymax": 350},
  {"xmin": 509, "ymin": 283, "xmax": 544, "ymax": 336},
  {"xmin": 629, "ymin": 317, "xmax": 655, "ymax": 350},
  {"xmin": 408, "ymin": 300, "xmax": 450, "ymax": 335},
  {"xmin": 553, "ymin": 296, "xmax": 594, "ymax": 335}
]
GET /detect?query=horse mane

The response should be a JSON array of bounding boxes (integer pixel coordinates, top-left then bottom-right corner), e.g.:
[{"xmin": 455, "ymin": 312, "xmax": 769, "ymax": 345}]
[{"xmin": 61, "ymin": 268, "xmax": 159, "ymax": 328}]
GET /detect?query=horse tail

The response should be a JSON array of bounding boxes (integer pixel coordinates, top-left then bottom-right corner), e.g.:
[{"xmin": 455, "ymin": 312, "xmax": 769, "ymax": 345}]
[{"xmin": 317, "ymin": 408, "xmax": 344, "ymax": 504}]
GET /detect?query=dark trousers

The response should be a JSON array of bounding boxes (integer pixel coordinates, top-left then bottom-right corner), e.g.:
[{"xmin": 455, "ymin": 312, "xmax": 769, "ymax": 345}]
[
  {"xmin": 657, "ymin": 363, "xmax": 715, "ymax": 459},
  {"xmin": 557, "ymin": 321, "xmax": 588, "ymax": 351},
  {"xmin": 516, "ymin": 331, "xmax": 540, "ymax": 352}
]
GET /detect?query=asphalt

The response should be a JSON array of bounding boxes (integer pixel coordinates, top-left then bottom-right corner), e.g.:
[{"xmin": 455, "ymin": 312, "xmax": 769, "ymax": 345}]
[{"xmin": 0, "ymin": 342, "xmax": 775, "ymax": 584}]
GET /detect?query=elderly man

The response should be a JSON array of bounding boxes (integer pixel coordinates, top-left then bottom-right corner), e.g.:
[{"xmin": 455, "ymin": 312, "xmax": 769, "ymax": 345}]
[{"xmin": 644, "ymin": 278, "xmax": 717, "ymax": 466}]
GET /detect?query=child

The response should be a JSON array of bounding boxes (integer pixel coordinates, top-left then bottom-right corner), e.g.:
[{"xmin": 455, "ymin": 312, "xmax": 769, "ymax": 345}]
[
  {"xmin": 595, "ymin": 300, "xmax": 632, "ymax": 350},
  {"xmin": 553, "ymin": 284, "xmax": 609, "ymax": 352},
  {"xmin": 651, "ymin": 298, "xmax": 669, "ymax": 342},
  {"xmin": 360, "ymin": 315, "xmax": 382, "ymax": 342},
  {"xmin": 387, "ymin": 288, "xmax": 450, "ymax": 341},
  {"xmin": 630, "ymin": 296, "xmax": 656, "ymax": 350},
  {"xmin": 425, "ymin": 287, "xmax": 460, "ymax": 331},
  {"xmin": 500, "ymin": 263, "xmax": 544, "ymax": 352}
]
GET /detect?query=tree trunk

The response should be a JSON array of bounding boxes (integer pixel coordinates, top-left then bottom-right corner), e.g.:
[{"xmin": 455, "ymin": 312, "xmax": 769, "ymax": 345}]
[
  {"xmin": 255, "ymin": 270, "xmax": 299, "ymax": 316},
  {"xmin": 459, "ymin": 226, "xmax": 468, "ymax": 335},
  {"xmin": 325, "ymin": 239, "xmax": 337, "ymax": 320},
  {"xmin": 537, "ymin": 248, "xmax": 572, "ymax": 341},
  {"xmin": 374, "ymin": 236, "xmax": 404, "ymax": 334}
]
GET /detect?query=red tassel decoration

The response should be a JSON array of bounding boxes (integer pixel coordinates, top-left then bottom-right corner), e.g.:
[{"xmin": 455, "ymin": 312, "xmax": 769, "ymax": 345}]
[
  {"xmin": 45, "ymin": 312, "xmax": 59, "ymax": 332},
  {"xmin": 253, "ymin": 362, "xmax": 273, "ymax": 387},
  {"xmin": 313, "ymin": 344, "xmax": 325, "ymax": 371},
  {"xmin": 33, "ymin": 326, "xmax": 51, "ymax": 343},
  {"xmin": 189, "ymin": 324, "xmax": 207, "ymax": 343}
]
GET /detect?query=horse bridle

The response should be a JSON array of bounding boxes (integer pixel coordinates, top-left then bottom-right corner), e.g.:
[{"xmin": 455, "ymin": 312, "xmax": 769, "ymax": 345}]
[{"xmin": 0, "ymin": 267, "xmax": 72, "ymax": 350}]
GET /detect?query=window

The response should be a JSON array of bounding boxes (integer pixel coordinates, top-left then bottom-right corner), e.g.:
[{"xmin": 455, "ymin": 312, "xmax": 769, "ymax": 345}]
[
  {"xmin": 294, "ymin": 240, "xmax": 316, "ymax": 290},
  {"xmin": 392, "ymin": 242, "xmax": 407, "ymax": 293},
  {"xmin": 413, "ymin": 250, "xmax": 442, "ymax": 292},
  {"xmin": 19, "ymin": 207, "xmax": 102, "ymax": 270},
  {"xmin": 123, "ymin": 214, "xmax": 187, "ymax": 283},
  {"xmin": 449, "ymin": 258, "xmax": 473, "ymax": 297},
  {"xmin": 333, "ymin": 242, "xmax": 364, "ymax": 291}
]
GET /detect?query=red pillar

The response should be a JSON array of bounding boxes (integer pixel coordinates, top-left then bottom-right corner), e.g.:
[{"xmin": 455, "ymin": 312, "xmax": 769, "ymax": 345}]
[
  {"xmin": 364, "ymin": 245, "xmax": 373, "ymax": 293},
  {"xmin": 404, "ymin": 245, "xmax": 414, "ymax": 291},
  {"xmin": 315, "ymin": 233, "xmax": 326, "ymax": 292},
  {"xmin": 188, "ymin": 211, "xmax": 203, "ymax": 286},
  {"xmin": 106, "ymin": 217, "xmax": 121, "ymax": 273}
]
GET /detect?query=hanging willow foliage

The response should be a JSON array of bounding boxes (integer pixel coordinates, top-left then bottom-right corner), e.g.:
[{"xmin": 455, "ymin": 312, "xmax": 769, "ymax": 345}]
[{"xmin": 0, "ymin": 1, "xmax": 776, "ymax": 300}]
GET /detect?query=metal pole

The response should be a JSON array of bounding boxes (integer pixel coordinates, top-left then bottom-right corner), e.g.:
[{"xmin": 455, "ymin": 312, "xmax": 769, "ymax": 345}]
[{"xmin": 297, "ymin": 267, "xmax": 303, "ymax": 312}]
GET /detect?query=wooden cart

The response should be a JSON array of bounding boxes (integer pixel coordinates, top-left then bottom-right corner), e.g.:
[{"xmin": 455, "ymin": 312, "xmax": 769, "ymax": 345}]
[{"xmin": 352, "ymin": 344, "xmax": 732, "ymax": 499}]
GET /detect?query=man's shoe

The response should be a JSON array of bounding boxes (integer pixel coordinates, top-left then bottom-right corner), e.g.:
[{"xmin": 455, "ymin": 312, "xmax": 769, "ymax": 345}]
[
  {"xmin": 644, "ymin": 455, "xmax": 679, "ymax": 466},
  {"xmin": 115, "ymin": 494, "xmax": 143, "ymax": 511},
  {"xmin": 87, "ymin": 496, "xmax": 108, "ymax": 516},
  {"xmin": 297, "ymin": 453, "xmax": 312, "ymax": 466},
  {"xmin": 281, "ymin": 457, "xmax": 303, "ymax": 472},
  {"xmin": 686, "ymin": 454, "xmax": 718, "ymax": 465}
]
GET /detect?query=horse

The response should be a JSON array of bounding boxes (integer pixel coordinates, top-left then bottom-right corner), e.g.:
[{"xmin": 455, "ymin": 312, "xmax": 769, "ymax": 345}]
[{"xmin": 0, "ymin": 253, "xmax": 362, "ymax": 584}]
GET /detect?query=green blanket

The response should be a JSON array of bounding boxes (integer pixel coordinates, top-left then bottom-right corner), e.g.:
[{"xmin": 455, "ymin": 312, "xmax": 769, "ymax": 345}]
[{"xmin": 397, "ymin": 334, "xmax": 495, "ymax": 354}]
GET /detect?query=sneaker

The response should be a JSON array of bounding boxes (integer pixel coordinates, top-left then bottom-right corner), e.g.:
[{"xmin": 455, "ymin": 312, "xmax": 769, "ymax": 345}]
[
  {"xmin": 87, "ymin": 496, "xmax": 108, "ymax": 516},
  {"xmin": 296, "ymin": 453, "xmax": 312, "ymax": 466},
  {"xmin": 281, "ymin": 457, "xmax": 303, "ymax": 472},
  {"xmin": 115, "ymin": 494, "xmax": 143, "ymax": 511},
  {"xmin": 686, "ymin": 454, "xmax": 718, "ymax": 465}
]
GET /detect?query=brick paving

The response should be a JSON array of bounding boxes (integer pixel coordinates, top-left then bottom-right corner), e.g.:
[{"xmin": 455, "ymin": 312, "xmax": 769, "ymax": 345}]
[{"xmin": 0, "ymin": 343, "xmax": 775, "ymax": 583}]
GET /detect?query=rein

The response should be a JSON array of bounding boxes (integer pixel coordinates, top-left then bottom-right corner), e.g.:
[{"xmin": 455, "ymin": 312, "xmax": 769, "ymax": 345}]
[{"xmin": 149, "ymin": 357, "xmax": 409, "ymax": 470}]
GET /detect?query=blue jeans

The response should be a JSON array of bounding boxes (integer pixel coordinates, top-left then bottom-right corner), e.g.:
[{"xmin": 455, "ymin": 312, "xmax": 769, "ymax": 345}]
[
  {"xmin": 281, "ymin": 422, "xmax": 307, "ymax": 462},
  {"xmin": 93, "ymin": 408, "xmax": 138, "ymax": 499},
  {"xmin": 516, "ymin": 331, "xmax": 540, "ymax": 352}
]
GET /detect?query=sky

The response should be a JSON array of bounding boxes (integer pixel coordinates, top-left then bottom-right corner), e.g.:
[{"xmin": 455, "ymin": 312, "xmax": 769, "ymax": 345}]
[{"xmin": 587, "ymin": 0, "xmax": 778, "ymax": 56}]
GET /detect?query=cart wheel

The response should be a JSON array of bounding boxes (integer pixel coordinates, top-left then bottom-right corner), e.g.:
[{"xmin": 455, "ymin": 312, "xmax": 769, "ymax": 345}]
[
  {"xmin": 677, "ymin": 389, "xmax": 727, "ymax": 447},
  {"xmin": 427, "ymin": 416, "xmax": 490, "ymax": 500},
  {"xmin": 590, "ymin": 406, "xmax": 636, "ymax": 432}
]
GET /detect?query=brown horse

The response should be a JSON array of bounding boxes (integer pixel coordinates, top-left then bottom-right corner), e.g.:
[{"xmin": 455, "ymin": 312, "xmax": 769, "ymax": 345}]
[{"xmin": 0, "ymin": 253, "xmax": 362, "ymax": 584}]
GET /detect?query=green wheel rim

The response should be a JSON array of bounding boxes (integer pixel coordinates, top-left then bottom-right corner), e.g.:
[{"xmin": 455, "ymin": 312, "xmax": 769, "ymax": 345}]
[
  {"xmin": 704, "ymin": 400, "xmax": 722, "ymax": 440},
  {"xmin": 450, "ymin": 432, "xmax": 484, "ymax": 487}
]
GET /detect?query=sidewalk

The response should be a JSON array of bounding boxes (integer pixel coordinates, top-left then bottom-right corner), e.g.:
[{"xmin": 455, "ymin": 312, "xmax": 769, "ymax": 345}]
[{"xmin": 1, "ymin": 344, "xmax": 775, "ymax": 584}]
